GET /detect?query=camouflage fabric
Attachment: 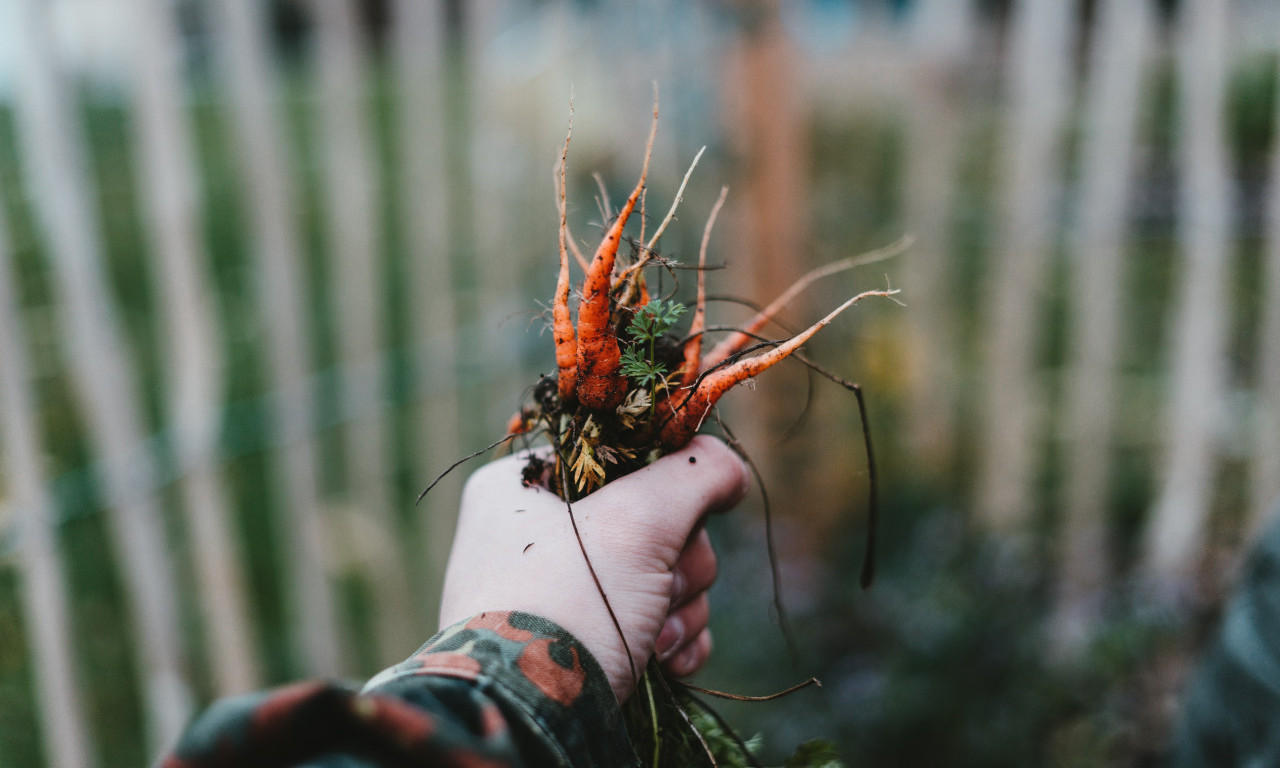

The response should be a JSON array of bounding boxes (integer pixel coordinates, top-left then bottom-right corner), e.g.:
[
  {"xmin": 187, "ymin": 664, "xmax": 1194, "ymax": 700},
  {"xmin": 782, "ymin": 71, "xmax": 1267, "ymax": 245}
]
[
  {"xmin": 158, "ymin": 611, "xmax": 638, "ymax": 767},
  {"xmin": 1170, "ymin": 509, "xmax": 1280, "ymax": 768}
]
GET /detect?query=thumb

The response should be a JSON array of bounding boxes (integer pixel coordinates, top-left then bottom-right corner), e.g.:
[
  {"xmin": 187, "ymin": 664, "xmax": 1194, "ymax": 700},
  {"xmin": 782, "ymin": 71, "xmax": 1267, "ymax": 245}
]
[{"xmin": 586, "ymin": 435, "xmax": 750, "ymax": 553}]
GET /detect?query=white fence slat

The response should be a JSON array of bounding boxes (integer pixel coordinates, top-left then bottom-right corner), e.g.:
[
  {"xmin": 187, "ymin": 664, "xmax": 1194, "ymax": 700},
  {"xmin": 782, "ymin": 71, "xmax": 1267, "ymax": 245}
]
[
  {"xmin": 1144, "ymin": 0, "xmax": 1232, "ymax": 584},
  {"xmin": 1249, "ymin": 49, "xmax": 1280, "ymax": 535},
  {"xmin": 122, "ymin": 0, "xmax": 261, "ymax": 695},
  {"xmin": 11, "ymin": 0, "xmax": 193, "ymax": 750},
  {"xmin": 975, "ymin": 0, "xmax": 1077, "ymax": 531},
  {"xmin": 1052, "ymin": 0, "xmax": 1154, "ymax": 652},
  {"xmin": 207, "ymin": 0, "xmax": 346, "ymax": 676},
  {"xmin": 900, "ymin": 0, "xmax": 976, "ymax": 475},
  {"xmin": 0, "ymin": 187, "xmax": 96, "ymax": 768},
  {"xmin": 390, "ymin": 0, "xmax": 462, "ymax": 630},
  {"xmin": 311, "ymin": 0, "xmax": 421, "ymax": 665}
]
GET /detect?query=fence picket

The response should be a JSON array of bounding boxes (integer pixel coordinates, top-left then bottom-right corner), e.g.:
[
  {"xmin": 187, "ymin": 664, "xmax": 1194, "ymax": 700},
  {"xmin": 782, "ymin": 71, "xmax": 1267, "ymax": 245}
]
[
  {"xmin": 1144, "ymin": 0, "xmax": 1232, "ymax": 585},
  {"xmin": 900, "ymin": 0, "xmax": 977, "ymax": 480},
  {"xmin": 0, "ymin": 186, "xmax": 95, "ymax": 768},
  {"xmin": 11, "ymin": 0, "xmax": 192, "ymax": 750},
  {"xmin": 976, "ymin": 0, "xmax": 1077, "ymax": 533},
  {"xmin": 1053, "ymin": 0, "xmax": 1154, "ymax": 652},
  {"xmin": 122, "ymin": 0, "xmax": 261, "ymax": 695},
  {"xmin": 1250, "ymin": 50, "xmax": 1280, "ymax": 535},
  {"xmin": 207, "ymin": 0, "xmax": 346, "ymax": 676}
]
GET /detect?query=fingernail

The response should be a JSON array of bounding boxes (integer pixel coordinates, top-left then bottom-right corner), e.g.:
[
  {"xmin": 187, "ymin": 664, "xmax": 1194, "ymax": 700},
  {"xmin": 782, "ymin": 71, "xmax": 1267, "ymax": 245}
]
[
  {"xmin": 656, "ymin": 616, "xmax": 684, "ymax": 660},
  {"xmin": 671, "ymin": 571, "xmax": 686, "ymax": 604},
  {"xmin": 669, "ymin": 639, "xmax": 700, "ymax": 676}
]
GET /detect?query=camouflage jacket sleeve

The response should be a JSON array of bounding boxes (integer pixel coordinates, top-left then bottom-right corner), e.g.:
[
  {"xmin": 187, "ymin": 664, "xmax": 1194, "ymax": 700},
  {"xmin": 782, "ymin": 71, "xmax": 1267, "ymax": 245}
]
[{"xmin": 158, "ymin": 611, "xmax": 638, "ymax": 767}]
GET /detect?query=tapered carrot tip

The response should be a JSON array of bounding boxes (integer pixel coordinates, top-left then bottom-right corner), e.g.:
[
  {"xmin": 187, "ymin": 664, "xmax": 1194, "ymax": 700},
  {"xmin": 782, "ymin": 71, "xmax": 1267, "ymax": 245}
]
[
  {"xmin": 660, "ymin": 287, "xmax": 898, "ymax": 449},
  {"xmin": 554, "ymin": 110, "xmax": 577, "ymax": 402},
  {"xmin": 506, "ymin": 411, "xmax": 528, "ymax": 436}
]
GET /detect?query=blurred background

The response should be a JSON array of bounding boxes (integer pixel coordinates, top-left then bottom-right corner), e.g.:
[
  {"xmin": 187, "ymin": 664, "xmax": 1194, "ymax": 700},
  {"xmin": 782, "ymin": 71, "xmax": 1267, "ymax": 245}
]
[{"xmin": 0, "ymin": 0, "xmax": 1278, "ymax": 765}]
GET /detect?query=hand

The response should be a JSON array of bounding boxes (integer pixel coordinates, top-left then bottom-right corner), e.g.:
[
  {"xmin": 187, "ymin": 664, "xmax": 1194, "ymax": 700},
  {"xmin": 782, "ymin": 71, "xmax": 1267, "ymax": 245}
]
[{"xmin": 438, "ymin": 435, "xmax": 750, "ymax": 702}]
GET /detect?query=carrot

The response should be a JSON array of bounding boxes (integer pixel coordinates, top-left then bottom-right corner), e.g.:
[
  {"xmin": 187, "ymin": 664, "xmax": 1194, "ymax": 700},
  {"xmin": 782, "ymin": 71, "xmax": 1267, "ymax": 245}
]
[
  {"xmin": 506, "ymin": 409, "xmax": 534, "ymax": 436},
  {"xmin": 554, "ymin": 111, "xmax": 578, "ymax": 402},
  {"xmin": 553, "ymin": 140, "xmax": 590, "ymax": 273},
  {"xmin": 700, "ymin": 235, "xmax": 913, "ymax": 373},
  {"xmin": 574, "ymin": 102, "xmax": 658, "ymax": 410},
  {"xmin": 680, "ymin": 185, "xmax": 729, "ymax": 388},
  {"xmin": 660, "ymin": 287, "xmax": 899, "ymax": 449}
]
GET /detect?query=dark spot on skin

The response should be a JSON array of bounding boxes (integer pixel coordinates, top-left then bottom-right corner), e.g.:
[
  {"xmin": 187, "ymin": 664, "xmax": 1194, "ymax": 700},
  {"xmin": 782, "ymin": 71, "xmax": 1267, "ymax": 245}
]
[
  {"xmin": 689, "ymin": 456, "xmax": 697, "ymax": 464},
  {"xmin": 523, "ymin": 543, "xmax": 534, "ymax": 554},
  {"xmin": 514, "ymin": 509, "xmax": 525, "ymax": 514}
]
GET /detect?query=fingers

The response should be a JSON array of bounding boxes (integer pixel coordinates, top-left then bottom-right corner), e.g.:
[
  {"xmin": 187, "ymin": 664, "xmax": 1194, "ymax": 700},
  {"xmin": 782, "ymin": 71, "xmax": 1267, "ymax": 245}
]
[
  {"xmin": 656, "ymin": 592, "xmax": 709, "ymax": 663},
  {"xmin": 663, "ymin": 628, "xmax": 713, "ymax": 678},
  {"xmin": 671, "ymin": 529, "xmax": 716, "ymax": 608}
]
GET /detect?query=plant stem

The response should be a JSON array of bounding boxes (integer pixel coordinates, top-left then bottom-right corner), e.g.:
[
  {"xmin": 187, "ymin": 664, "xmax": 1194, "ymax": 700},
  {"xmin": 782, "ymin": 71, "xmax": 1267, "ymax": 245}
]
[{"xmin": 645, "ymin": 670, "xmax": 661, "ymax": 768}]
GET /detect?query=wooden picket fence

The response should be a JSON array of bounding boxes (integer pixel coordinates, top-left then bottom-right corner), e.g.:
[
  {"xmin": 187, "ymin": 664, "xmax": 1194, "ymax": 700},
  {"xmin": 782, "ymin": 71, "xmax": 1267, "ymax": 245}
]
[{"xmin": 0, "ymin": 0, "xmax": 1277, "ymax": 765}]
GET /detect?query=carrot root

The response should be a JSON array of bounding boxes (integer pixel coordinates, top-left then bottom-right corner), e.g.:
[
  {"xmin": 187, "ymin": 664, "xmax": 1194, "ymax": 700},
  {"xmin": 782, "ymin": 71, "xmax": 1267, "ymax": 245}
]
[
  {"xmin": 680, "ymin": 185, "xmax": 728, "ymax": 388},
  {"xmin": 554, "ymin": 105, "xmax": 578, "ymax": 401},
  {"xmin": 661, "ymin": 287, "xmax": 900, "ymax": 449},
  {"xmin": 700, "ymin": 235, "xmax": 912, "ymax": 373}
]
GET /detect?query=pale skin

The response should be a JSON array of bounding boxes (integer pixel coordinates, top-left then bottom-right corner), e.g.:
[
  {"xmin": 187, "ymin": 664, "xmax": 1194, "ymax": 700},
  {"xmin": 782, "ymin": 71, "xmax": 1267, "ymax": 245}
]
[{"xmin": 439, "ymin": 435, "xmax": 750, "ymax": 702}]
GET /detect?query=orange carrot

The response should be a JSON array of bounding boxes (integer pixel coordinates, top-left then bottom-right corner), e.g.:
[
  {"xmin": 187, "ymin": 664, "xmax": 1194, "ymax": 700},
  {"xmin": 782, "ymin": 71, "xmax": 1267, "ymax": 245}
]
[
  {"xmin": 680, "ymin": 185, "xmax": 728, "ymax": 388},
  {"xmin": 700, "ymin": 235, "xmax": 912, "ymax": 373},
  {"xmin": 575, "ymin": 104, "xmax": 658, "ymax": 410},
  {"xmin": 554, "ymin": 112, "xmax": 578, "ymax": 402},
  {"xmin": 506, "ymin": 409, "xmax": 533, "ymax": 436},
  {"xmin": 660, "ymin": 287, "xmax": 899, "ymax": 449}
]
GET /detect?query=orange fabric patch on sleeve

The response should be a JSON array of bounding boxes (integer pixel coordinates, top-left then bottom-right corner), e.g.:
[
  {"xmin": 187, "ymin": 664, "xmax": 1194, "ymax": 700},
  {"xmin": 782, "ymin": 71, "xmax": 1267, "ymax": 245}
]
[
  {"xmin": 465, "ymin": 611, "xmax": 536, "ymax": 643},
  {"xmin": 517, "ymin": 638, "xmax": 586, "ymax": 707}
]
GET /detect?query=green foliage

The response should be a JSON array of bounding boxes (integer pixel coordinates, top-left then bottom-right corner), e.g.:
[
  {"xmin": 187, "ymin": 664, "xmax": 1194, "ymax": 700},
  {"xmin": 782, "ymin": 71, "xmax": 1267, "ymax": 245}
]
[
  {"xmin": 621, "ymin": 298, "xmax": 686, "ymax": 396},
  {"xmin": 620, "ymin": 344, "xmax": 667, "ymax": 389},
  {"xmin": 626, "ymin": 298, "xmax": 687, "ymax": 344}
]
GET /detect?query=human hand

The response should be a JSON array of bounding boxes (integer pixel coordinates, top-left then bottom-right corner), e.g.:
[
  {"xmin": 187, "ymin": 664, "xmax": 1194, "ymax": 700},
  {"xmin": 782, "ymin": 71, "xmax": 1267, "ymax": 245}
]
[{"xmin": 438, "ymin": 435, "xmax": 750, "ymax": 702}]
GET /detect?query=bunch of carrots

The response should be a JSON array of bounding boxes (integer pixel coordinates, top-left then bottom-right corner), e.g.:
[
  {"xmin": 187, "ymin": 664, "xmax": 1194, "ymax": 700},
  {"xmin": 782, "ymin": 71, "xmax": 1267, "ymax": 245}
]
[
  {"xmin": 411, "ymin": 94, "xmax": 903, "ymax": 764},
  {"xmin": 478, "ymin": 96, "xmax": 902, "ymax": 767},
  {"xmin": 505, "ymin": 102, "xmax": 900, "ymax": 510}
]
